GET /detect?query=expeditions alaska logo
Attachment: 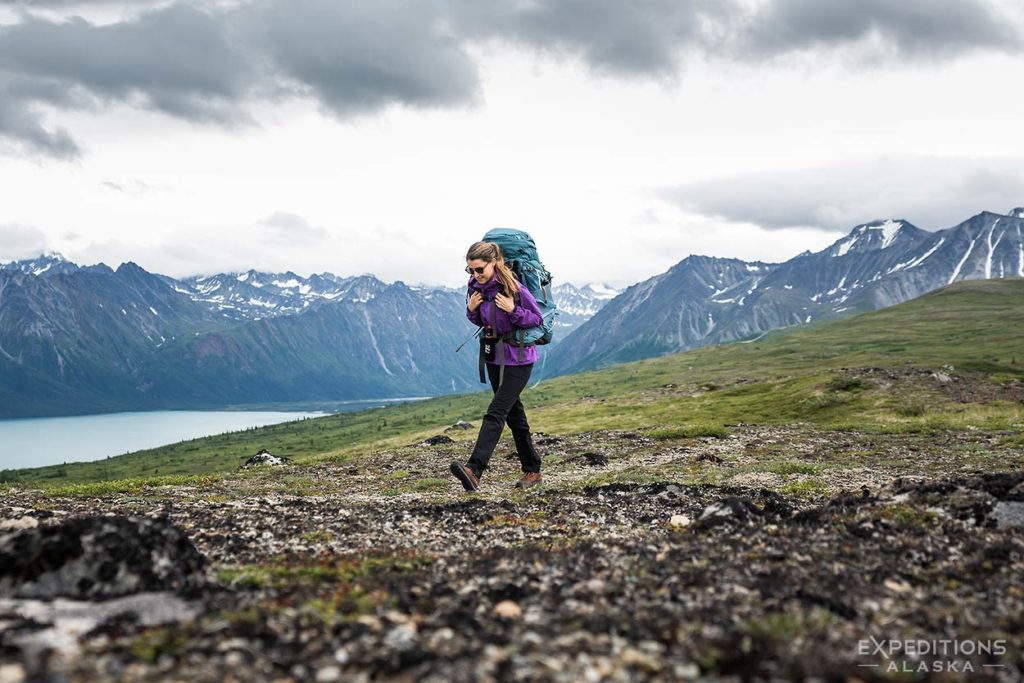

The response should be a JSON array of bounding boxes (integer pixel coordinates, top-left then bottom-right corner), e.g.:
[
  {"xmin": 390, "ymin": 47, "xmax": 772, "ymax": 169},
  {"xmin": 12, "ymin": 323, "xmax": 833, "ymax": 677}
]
[{"xmin": 857, "ymin": 637, "xmax": 1008, "ymax": 673}]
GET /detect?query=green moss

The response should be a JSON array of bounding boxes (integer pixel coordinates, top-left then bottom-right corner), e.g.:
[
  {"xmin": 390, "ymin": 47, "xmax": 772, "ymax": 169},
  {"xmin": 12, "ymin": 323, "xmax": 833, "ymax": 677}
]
[
  {"xmin": 765, "ymin": 461, "xmax": 823, "ymax": 476},
  {"xmin": 39, "ymin": 474, "xmax": 224, "ymax": 498},
  {"xmin": 128, "ymin": 626, "xmax": 190, "ymax": 663},
  {"xmin": 741, "ymin": 607, "xmax": 837, "ymax": 640},
  {"xmin": 781, "ymin": 478, "xmax": 829, "ymax": 497}
]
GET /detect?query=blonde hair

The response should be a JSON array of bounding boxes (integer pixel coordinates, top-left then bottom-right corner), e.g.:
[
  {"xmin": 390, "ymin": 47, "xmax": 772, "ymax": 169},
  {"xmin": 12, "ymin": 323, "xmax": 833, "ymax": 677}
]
[{"xmin": 466, "ymin": 241, "xmax": 520, "ymax": 298}]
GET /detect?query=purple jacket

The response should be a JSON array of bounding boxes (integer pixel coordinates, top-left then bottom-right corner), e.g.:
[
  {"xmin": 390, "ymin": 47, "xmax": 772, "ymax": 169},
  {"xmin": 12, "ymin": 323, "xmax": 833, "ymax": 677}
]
[{"xmin": 466, "ymin": 275, "xmax": 543, "ymax": 365}]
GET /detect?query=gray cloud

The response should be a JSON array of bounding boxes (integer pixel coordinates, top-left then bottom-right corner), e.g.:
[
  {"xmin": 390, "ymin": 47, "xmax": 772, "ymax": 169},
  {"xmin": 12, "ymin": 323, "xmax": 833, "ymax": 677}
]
[
  {"xmin": 0, "ymin": 224, "xmax": 51, "ymax": 261},
  {"xmin": 247, "ymin": 0, "xmax": 480, "ymax": 116},
  {"xmin": 0, "ymin": 5, "xmax": 256, "ymax": 123},
  {"xmin": 663, "ymin": 156, "xmax": 1024, "ymax": 231},
  {"xmin": 0, "ymin": 91, "xmax": 80, "ymax": 159},
  {"xmin": 457, "ymin": 0, "xmax": 734, "ymax": 77},
  {"xmin": 1, "ymin": 0, "xmax": 1022, "ymax": 159},
  {"xmin": 739, "ymin": 0, "xmax": 1021, "ymax": 61}
]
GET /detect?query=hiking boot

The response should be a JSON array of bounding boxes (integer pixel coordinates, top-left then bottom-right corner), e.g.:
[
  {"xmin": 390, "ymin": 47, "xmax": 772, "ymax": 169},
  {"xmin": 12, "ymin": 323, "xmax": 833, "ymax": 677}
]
[
  {"xmin": 450, "ymin": 461, "xmax": 481, "ymax": 492},
  {"xmin": 515, "ymin": 472, "xmax": 542, "ymax": 489}
]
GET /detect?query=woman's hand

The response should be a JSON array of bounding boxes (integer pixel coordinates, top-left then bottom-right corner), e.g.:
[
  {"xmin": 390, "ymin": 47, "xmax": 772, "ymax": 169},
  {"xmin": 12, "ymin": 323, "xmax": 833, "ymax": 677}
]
[
  {"xmin": 468, "ymin": 291, "xmax": 483, "ymax": 312},
  {"xmin": 495, "ymin": 293, "xmax": 516, "ymax": 313}
]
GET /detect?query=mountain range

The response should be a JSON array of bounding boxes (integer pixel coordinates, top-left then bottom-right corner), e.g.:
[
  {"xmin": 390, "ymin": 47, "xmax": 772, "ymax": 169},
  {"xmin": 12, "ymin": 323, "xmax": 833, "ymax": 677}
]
[
  {"xmin": 544, "ymin": 208, "xmax": 1024, "ymax": 376},
  {"xmin": 3, "ymin": 206, "xmax": 1023, "ymax": 418},
  {"xmin": 0, "ymin": 255, "xmax": 617, "ymax": 418}
]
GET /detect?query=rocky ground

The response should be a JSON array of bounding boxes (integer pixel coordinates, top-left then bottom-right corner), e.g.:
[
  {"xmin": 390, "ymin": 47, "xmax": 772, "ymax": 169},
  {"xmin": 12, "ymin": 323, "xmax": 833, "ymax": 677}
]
[{"xmin": 2, "ymin": 425, "xmax": 1024, "ymax": 682}]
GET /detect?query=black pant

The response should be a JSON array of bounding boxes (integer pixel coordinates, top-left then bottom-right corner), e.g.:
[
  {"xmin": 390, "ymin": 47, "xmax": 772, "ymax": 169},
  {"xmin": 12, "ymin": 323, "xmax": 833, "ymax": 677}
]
[{"xmin": 468, "ymin": 362, "xmax": 541, "ymax": 475}]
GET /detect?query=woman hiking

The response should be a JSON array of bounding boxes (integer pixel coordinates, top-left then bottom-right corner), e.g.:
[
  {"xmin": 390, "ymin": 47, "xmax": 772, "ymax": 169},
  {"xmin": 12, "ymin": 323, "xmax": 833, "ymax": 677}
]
[{"xmin": 451, "ymin": 241, "xmax": 544, "ymax": 491}]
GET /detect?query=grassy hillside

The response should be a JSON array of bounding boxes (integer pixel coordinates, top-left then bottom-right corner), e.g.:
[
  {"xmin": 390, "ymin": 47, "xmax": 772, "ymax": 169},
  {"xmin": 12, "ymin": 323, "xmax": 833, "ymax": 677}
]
[{"xmin": 5, "ymin": 278, "xmax": 1024, "ymax": 488}]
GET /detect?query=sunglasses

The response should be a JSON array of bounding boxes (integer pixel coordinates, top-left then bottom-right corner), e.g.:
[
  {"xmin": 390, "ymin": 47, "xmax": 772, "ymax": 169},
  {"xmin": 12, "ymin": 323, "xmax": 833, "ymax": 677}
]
[{"xmin": 465, "ymin": 265, "xmax": 490, "ymax": 274}]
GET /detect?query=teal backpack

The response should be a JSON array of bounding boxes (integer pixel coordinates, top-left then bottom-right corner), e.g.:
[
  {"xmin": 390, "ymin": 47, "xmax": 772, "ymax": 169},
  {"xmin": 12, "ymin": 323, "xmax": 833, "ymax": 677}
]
[{"xmin": 468, "ymin": 229, "xmax": 558, "ymax": 383}]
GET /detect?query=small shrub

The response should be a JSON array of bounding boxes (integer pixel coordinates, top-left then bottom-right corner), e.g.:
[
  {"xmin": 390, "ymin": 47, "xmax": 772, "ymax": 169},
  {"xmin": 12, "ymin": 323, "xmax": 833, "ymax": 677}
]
[
  {"xmin": 802, "ymin": 393, "xmax": 848, "ymax": 411},
  {"xmin": 895, "ymin": 401, "xmax": 927, "ymax": 417},
  {"xmin": 826, "ymin": 377, "xmax": 867, "ymax": 392}
]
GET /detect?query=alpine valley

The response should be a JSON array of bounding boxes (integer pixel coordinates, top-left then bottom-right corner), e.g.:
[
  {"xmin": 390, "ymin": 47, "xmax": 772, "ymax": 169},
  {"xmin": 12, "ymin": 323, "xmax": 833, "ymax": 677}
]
[
  {"xmin": 0, "ymin": 256, "xmax": 618, "ymax": 418},
  {"xmin": 2, "ymin": 206, "xmax": 1023, "ymax": 418}
]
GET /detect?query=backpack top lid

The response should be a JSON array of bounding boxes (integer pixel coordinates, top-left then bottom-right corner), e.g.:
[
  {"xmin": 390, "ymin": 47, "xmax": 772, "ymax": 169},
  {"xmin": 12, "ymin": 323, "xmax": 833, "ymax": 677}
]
[{"xmin": 482, "ymin": 228, "xmax": 537, "ymax": 264}]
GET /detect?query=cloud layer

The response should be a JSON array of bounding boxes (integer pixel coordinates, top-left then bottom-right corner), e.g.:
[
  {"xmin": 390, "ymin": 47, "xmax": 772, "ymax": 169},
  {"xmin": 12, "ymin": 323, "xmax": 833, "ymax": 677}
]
[
  {"xmin": 664, "ymin": 156, "xmax": 1024, "ymax": 231},
  {"xmin": 1, "ymin": 0, "xmax": 1021, "ymax": 159}
]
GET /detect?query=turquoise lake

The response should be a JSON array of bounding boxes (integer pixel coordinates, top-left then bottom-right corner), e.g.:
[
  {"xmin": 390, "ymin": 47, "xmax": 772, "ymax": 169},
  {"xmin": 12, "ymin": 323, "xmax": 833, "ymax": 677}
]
[{"xmin": 0, "ymin": 402, "xmax": 411, "ymax": 471}]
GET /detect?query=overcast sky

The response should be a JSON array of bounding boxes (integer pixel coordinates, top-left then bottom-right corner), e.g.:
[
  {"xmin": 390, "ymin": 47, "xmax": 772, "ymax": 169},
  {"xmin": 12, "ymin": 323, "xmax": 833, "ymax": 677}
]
[{"xmin": 2, "ymin": 0, "xmax": 1023, "ymax": 289}]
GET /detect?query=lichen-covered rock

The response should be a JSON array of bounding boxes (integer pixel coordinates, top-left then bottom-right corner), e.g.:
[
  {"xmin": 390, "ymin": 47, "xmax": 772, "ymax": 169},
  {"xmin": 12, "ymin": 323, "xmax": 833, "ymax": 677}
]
[
  {"xmin": 0, "ymin": 515, "xmax": 205, "ymax": 600},
  {"xmin": 242, "ymin": 449, "xmax": 286, "ymax": 468}
]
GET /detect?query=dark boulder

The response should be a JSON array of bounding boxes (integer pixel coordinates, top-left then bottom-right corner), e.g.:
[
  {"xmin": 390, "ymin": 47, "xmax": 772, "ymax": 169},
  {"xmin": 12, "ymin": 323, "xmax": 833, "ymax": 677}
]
[{"xmin": 0, "ymin": 515, "xmax": 206, "ymax": 600}]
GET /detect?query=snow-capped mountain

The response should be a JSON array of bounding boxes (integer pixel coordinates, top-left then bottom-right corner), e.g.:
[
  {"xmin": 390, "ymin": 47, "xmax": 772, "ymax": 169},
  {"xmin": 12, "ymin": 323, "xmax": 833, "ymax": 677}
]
[
  {"xmin": 545, "ymin": 207, "xmax": 1024, "ymax": 376},
  {"xmin": 0, "ymin": 251, "xmax": 79, "ymax": 277},
  {"xmin": 169, "ymin": 270, "xmax": 390, "ymax": 320},
  {"xmin": 551, "ymin": 282, "xmax": 621, "ymax": 336}
]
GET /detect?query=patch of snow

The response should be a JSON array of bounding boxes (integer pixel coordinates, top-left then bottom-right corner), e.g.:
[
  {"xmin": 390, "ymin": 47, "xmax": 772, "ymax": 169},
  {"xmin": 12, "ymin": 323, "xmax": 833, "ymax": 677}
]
[
  {"xmin": 237, "ymin": 272, "xmax": 249, "ymax": 282},
  {"xmin": 805, "ymin": 315, "xmax": 811, "ymax": 323},
  {"xmin": 878, "ymin": 219, "xmax": 902, "ymax": 249},
  {"xmin": 272, "ymin": 279, "xmax": 301, "ymax": 289},
  {"xmin": 783, "ymin": 285, "xmax": 793, "ymax": 290},
  {"xmin": 739, "ymin": 331, "xmax": 769, "ymax": 344},
  {"xmin": 826, "ymin": 276, "xmax": 847, "ymax": 296},
  {"xmin": 746, "ymin": 264, "xmax": 761, "ymax": 272},
  {"xmin": 172, "ymin": 286, "xmax": 192, "ymax": 295},
  {"xmin": 1019, "ymin": 227, "xmax": 1023, "ymax": 277},
  {"xmin": 835, "ymin": 235, "xmax": 858, "ymax": 257},
  {"xmin": 149, "ymin": 306, "xmax": 158, "ymax": 316},
  {"xmin": 948, "ymin": 236, "xmax": 978, "ymax": 284},
  {"xmin": 247, "ymin": 298, "xmax": 277, "ymax": 309},
  {"xmin": 121, "ymin": 309, "xmax": 127, "ymax": 315},
  {"xmin": 363, "ymin": 309, "xmax": 393, "ymax": 376},
  {"xmin": 905, "ymin": 238, "xmax": 945, "ymax": 270},
  {"xmin": 985, "ymin": 220, "xmax": 1005, "ymax": 279}
]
